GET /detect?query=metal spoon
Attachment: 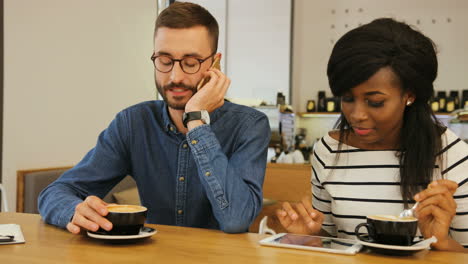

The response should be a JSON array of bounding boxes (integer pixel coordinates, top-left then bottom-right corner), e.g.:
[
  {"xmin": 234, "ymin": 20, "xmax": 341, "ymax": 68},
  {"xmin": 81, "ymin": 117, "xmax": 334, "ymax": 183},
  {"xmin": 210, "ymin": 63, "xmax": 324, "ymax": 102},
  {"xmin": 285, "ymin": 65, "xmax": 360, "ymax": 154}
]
[{"xmin": 399, "ymin": 202, "xmax": 419, "ymax": 218}]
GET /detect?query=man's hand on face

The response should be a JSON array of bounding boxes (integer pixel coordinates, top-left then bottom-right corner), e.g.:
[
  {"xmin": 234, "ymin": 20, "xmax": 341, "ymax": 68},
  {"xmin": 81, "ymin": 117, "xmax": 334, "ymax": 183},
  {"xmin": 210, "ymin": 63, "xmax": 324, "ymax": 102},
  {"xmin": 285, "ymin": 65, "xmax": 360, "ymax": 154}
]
[{"xmin": 184, "ymin": 67, "xmax": 231, "ymax": 113}]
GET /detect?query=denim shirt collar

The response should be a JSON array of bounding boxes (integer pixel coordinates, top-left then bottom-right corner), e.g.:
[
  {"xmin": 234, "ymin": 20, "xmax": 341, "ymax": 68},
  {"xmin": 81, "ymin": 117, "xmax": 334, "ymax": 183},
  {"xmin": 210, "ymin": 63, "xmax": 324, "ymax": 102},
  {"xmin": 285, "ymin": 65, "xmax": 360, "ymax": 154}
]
[{"xmin": 160, "ymin": 100, "xmax": 222, "ymax": 132}]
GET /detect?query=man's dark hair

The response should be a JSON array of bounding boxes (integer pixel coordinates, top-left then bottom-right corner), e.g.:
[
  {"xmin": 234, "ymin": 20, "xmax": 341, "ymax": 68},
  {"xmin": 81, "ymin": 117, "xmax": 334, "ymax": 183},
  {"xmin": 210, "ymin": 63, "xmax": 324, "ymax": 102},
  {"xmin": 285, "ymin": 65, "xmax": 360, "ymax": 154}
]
[
  {"xmin": 155, "ymin": 2, "xmax": 219, "ymax": 52},
  {"xmin": 327, "ymin": 18, "xmax": 445, "ymax": 207}
]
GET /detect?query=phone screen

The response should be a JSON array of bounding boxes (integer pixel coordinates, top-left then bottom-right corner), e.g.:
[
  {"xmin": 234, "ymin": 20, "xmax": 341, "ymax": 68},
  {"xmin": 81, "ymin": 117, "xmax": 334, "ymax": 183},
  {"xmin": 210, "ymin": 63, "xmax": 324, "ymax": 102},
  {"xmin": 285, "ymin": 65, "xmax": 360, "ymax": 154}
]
[{"xmin": 273, "ymin": 234, "xmax": 355, "ymax": 250}]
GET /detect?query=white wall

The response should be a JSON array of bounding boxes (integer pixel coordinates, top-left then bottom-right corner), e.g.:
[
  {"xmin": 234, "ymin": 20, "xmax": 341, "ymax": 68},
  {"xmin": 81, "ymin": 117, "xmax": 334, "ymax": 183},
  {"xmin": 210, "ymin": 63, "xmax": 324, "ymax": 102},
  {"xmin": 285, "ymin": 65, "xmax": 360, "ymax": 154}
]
[
  {"xmin": 225, "ymin": 0, "xmax": 291, "ymax": 105},
  {"xmin": 293, "ymin": 0, "xmax": 468, "ymax": 112},
  {"xmin": 185, "ymin": 0, "xmax": 292, "ymax": 105},
  {"xmin": 3, "ymin": 0, "xmax": 156, "ymax": 211}
]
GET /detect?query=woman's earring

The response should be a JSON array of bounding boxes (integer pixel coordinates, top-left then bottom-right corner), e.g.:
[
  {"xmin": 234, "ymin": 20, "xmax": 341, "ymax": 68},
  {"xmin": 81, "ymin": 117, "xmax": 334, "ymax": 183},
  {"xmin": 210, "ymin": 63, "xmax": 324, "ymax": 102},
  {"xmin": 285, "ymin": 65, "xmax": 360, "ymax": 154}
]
[{"xmin": 406, "ymin": 100, "xmax": 413, "ymax": 106}]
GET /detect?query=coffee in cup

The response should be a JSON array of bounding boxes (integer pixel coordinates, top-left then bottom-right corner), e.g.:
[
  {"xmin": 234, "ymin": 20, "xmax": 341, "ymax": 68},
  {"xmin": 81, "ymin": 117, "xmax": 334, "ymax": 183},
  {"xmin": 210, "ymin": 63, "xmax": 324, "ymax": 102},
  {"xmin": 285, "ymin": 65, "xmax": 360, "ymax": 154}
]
[
  {"xmin": 355, "ymin": 215, "xmax": 418, "ymax": 246},
  {"xmin": 96, "ymin": 204, "xmax": 147, "ymax": 236}
]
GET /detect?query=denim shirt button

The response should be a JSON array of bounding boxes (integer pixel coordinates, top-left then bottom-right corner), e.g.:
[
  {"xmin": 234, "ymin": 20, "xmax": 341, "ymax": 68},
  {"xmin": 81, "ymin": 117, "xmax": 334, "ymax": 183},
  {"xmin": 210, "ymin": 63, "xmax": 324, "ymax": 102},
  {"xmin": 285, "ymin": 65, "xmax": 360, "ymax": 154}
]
[
  {"xmin": 169, "ymin": 126, "xmax": 174, "ymax": 132},
  {"xmin": 177, "ymin": 210, "xmax": 183, "ymax": 215},
  {"xmin": 191, "ymin": 140, "xmax": 198, "ymax": 145},
  {"xmin": 179, "ymin": 176, "xmax": 185, "ymax": 181},
  {"xmin": 205, "ymin": 171, "xmax": 211, "ymax": 177},
  {"xmin": 182, "ymin": 143, "xmax": 188, "ymax": 148}
]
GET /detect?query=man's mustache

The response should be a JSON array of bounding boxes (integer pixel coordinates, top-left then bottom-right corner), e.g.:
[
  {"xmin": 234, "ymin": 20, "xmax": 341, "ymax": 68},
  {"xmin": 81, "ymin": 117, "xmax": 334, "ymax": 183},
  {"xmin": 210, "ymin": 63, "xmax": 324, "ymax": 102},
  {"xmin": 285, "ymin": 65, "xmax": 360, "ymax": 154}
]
[{"xmin": 163, "ymin": 82, "xmax": 197, "ymax": 92}]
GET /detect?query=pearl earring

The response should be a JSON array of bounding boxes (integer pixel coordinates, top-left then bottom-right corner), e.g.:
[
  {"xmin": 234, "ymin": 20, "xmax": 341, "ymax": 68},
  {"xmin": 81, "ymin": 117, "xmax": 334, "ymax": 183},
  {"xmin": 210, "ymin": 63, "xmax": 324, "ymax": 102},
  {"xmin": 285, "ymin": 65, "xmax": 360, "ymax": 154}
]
[{"xmin": 406, "ymin": 100, "xmax": 412, "ymax": 106}]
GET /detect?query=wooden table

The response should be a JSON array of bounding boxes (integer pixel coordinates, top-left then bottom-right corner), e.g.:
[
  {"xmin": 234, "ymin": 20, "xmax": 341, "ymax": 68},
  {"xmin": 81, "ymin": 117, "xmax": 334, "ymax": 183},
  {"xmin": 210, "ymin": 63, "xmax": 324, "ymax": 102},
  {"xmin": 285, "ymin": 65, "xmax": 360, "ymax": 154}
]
[{"xmin": 0, "ymin": 213, "xmax": 466, "ymax": 264}]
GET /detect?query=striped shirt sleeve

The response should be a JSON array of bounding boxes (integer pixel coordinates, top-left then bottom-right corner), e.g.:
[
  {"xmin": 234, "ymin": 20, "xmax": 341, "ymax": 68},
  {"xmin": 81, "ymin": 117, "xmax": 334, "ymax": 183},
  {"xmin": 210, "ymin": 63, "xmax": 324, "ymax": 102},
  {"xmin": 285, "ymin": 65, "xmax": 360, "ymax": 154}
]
[
  {"xmin": 442, "ymin": 131, "xmax": 468, "ymax": 248},
  {"xmin": 311, "ymin": 143, "xmax": 336, "ymax": 237}
]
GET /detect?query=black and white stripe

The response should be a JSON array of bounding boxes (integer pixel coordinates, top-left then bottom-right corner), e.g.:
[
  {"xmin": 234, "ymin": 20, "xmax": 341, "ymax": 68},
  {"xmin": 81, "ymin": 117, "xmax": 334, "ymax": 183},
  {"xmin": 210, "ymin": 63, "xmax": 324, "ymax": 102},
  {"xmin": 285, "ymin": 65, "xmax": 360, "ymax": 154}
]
[{"xmin": 311, "ymin": 129, "xmax": 468, "ymax": 245}]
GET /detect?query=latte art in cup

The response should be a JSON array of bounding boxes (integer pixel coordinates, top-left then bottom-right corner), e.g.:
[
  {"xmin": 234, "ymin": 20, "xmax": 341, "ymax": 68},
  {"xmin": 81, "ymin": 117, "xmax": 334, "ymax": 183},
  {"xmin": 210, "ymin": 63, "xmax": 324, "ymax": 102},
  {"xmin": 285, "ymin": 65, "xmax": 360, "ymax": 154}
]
[
  {"xmin": 107, "ymin": 205, "xmax": 146, "ymax": 213},
  {"xmin": 91, "ymin": 204, "xmax": 148, "ymax": 236},
  {"xmin": 355, "ymin": 214, "xmax": 418, "ymax": 246},
  {"xmin": 368, "ymin": 215, "xmax": 417, "ymax": 222}
]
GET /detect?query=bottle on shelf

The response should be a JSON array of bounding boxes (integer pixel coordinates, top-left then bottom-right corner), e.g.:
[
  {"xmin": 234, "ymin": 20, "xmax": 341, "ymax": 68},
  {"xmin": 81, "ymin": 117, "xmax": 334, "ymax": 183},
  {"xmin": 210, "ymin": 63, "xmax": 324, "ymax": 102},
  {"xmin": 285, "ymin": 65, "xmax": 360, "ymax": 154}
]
[
  {"xmin": 317, "ymin": 91, "xmax": 326, "ymax": 112},
  {"xmin": 276, "ymin": 92, "xmax": 286, "ymax": 106},
  {"xmin": 431, "ymin": 91, "xmax": 440, "ymax": 112},
  {"xmin": 326, "ymin": 98, "xmax": 336, "ymax": 112},
  {"xmin": 306, "ymin": 100, "xmax": 316, "ymax": 112},
  {"xmin": 449, "ymin": 90, "xmax": 460, "ymax": 110},
  {"xmin": 462, "ymin": 90, "xmax": 468, "ymax": 109},
  {"xmin": 437, "ymin": 91, "xmax": 447, "ymax": 112},
  {"xmin": 446, "ymin": 96, "xmax": 456, "ymax": 113}
]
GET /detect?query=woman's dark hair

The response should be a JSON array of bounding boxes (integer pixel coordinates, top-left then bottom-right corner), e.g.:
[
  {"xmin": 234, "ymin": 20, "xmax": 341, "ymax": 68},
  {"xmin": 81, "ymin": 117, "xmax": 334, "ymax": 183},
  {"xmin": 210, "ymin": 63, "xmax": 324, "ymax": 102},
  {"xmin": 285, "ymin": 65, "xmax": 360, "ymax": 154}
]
[{"xmin": 327, "ymin": 18, "xmax": 445, "ymax": 207}]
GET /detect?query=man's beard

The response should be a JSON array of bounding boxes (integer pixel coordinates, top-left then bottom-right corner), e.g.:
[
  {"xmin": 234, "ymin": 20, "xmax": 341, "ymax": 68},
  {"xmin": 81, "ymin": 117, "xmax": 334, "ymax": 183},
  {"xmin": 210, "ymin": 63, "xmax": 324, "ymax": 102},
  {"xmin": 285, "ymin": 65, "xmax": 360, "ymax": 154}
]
[{"xmin": 155, "ymin": 80, "xmax": 197, "ymax": 110}]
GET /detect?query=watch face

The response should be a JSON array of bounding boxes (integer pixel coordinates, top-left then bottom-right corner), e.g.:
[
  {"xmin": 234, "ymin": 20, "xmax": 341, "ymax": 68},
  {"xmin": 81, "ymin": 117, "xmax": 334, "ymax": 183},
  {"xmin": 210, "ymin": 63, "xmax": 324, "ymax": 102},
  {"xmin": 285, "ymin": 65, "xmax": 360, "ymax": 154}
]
[{"xmin": 182, "ymin": 110, "xmax": 210, "ymax": 127}]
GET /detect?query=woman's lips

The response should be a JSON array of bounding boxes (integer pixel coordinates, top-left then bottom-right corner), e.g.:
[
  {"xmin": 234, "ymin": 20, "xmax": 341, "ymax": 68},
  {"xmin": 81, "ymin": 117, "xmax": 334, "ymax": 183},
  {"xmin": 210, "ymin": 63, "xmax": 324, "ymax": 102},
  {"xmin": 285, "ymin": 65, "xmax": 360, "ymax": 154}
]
[{"xmin": 353, "ymin": 127, "xmax": 373, "ymax": 136}]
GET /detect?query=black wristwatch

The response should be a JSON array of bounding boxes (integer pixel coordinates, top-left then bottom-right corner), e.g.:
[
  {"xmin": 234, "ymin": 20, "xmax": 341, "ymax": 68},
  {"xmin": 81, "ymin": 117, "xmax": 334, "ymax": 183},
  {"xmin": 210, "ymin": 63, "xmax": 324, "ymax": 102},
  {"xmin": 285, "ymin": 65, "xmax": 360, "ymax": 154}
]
[{"xmin": 182, "ymin": 110, "xmax": 210, "ymax": 127}]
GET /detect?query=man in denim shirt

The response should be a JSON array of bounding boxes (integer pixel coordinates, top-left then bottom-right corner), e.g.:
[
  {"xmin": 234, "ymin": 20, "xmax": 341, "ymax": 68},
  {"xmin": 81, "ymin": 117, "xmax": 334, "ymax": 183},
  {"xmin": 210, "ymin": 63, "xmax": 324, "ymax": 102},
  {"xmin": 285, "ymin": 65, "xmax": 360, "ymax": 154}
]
[{"xmin": 38, "ymin": 2, "xmax": 271, "ymax": 234}]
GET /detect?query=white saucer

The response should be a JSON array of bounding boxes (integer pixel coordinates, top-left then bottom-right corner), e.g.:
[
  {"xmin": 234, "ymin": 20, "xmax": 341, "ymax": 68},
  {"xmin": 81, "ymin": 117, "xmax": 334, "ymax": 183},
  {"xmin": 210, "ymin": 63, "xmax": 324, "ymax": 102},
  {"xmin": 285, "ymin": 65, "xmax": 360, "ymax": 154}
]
[
  {"xmin": 358, "ymin": 236, "xmax": 437, "ymax": 252},
  {"xmin": 87, "ymin": 227, "xmax": 157, "ymax": 240}
]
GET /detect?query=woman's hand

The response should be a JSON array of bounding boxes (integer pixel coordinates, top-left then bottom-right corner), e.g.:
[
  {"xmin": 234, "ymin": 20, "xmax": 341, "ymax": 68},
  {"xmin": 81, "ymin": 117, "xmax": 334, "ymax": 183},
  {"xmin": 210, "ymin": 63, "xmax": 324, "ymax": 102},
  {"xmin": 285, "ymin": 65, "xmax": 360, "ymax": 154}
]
[
  {"xmin": 276, "ymin": 196, "xmax": 324, "ymax": 235},
  {"xmin": 415, "ymin": 179, "xmax": 461, "ymax": 251}
]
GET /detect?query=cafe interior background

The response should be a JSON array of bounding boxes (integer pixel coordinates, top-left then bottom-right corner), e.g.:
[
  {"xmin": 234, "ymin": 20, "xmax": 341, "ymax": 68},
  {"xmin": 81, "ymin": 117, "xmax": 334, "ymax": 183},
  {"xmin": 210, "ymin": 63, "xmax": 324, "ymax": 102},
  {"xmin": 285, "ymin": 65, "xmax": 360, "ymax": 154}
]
[{"xmin": 1, "ymin": 0, "xmax": 468, "ymax": 213}]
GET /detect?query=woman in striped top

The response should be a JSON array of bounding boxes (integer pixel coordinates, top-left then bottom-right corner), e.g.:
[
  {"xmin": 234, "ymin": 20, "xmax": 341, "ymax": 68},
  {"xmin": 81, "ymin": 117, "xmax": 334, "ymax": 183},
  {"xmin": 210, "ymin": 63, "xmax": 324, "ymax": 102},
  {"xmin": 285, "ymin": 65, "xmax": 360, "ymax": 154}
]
[{"xmin": 277, "ymin": 18, "xmax": 468, "ymax": 252}]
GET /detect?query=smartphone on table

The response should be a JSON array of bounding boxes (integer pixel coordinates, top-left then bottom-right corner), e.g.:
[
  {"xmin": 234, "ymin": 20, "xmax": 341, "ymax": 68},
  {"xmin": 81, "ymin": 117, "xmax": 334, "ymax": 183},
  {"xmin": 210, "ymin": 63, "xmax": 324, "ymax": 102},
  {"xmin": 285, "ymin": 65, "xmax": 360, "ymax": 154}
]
[{"xmin": 259, "ymin": 233, "xmax": 362, "ymax": 255}]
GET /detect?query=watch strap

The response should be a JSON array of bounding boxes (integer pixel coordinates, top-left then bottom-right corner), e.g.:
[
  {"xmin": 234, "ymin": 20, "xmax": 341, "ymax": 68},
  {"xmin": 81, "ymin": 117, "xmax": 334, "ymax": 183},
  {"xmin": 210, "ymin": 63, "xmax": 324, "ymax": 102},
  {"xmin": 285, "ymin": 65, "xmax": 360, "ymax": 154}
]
[{"xmin": 183, "ymin": 111, "xmax": 203, "ymax": 127}]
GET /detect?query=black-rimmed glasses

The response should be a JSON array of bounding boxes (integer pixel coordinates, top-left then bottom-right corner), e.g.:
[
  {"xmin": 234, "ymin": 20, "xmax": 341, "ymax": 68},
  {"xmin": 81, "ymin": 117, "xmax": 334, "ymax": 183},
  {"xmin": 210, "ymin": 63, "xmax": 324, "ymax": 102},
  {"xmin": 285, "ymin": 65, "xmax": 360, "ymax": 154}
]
[{"xmin": 151, "ymin": 52, "xmax": 216, "ymax": 74}]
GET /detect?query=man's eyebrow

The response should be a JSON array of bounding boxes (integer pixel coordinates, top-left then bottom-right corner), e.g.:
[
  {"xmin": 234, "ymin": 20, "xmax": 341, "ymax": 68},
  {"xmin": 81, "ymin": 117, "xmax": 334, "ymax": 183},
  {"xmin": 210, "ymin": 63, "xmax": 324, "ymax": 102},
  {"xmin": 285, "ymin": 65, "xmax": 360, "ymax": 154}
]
[
  {"xmin": 154, "ymin": 51, "xmax": 172, "ymax": 56},
  {"xmin": 183, "ymin": 52, "xmax": 203, "ymax": 58},
  {"xmin": 364, "ymin": 91, "xmax": 386, "ymax": 96},
  {"xmin": 153, "ymin": 51, "xmax": 203, "ymax": 58}
]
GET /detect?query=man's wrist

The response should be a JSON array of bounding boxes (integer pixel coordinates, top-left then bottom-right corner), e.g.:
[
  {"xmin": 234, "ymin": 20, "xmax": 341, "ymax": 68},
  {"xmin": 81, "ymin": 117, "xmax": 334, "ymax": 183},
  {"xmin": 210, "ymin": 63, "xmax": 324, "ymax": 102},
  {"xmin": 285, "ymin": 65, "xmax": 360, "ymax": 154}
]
[
  {"xmin": 183, "ymin": 110, "xmax": 210, "ymax": 128},
  {"xmin": 187, "ymin": 120, "xmax": 204, "ymax": 131}
]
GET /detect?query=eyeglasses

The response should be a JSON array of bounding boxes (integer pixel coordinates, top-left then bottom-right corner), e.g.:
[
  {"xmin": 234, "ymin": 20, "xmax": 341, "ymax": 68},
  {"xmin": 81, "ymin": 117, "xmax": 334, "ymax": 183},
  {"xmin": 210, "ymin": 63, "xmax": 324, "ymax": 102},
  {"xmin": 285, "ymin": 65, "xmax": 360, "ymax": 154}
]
[{"xmin": 151, "ymin": 52, "xmax": 216, "ymax": 74}]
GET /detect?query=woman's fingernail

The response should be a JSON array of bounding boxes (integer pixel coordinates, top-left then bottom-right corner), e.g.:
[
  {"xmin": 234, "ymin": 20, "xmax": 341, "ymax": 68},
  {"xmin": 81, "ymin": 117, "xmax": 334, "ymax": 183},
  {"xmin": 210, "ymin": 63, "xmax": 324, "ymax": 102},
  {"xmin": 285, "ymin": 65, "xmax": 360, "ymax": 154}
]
[
  {"xmin": 310, "ymin": 212, "xmax": 316, "ymax": 217},
  {"xmin": 414, "ymin": 194, "xmax": 420, "ymax": 200}
]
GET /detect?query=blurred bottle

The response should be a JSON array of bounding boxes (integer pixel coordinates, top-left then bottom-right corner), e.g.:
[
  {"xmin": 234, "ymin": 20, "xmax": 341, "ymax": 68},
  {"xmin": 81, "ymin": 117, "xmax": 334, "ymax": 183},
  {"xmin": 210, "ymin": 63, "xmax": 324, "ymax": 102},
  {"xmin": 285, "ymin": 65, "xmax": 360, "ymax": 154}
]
[
  {"xmin": 431, "ymin": 91, "xmax": 440, "ymax": 112},
  {"xmin": 446, "ymin": 96, "xmax": 456, "ymax": 113},
  {"xmin": 317, "ymin": 91, "xmax": 326, "ymax": 112},
  {"xmin": 306, "ymin": 100, "xmax": 316, "ymax": 112},
  {"xmin": 276, "ymin": 92, "xmax": 286, "ymax": 106},
  {"xmin": 450, "ymin": 90, "xmax": 460, "ymax": 109},
  {"xmin": 437, "ymin": 91, "xmax": 447, "ymax": 112},
  {"xmin": 326, "ymin": 98, "xmax": 336, "ymax": 112},
  {"xmin": 463, "ymin": 90, "xmax": 468, "ymax": 109}
]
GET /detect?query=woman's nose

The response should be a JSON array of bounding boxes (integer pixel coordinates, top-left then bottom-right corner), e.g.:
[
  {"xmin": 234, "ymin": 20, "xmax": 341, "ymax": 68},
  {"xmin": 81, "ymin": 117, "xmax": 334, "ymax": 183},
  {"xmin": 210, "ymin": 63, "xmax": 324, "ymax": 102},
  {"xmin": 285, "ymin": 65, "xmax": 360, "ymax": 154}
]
[{"xmin": 349, "ymin": 103, "xmax": 368, "ymax": 123}]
